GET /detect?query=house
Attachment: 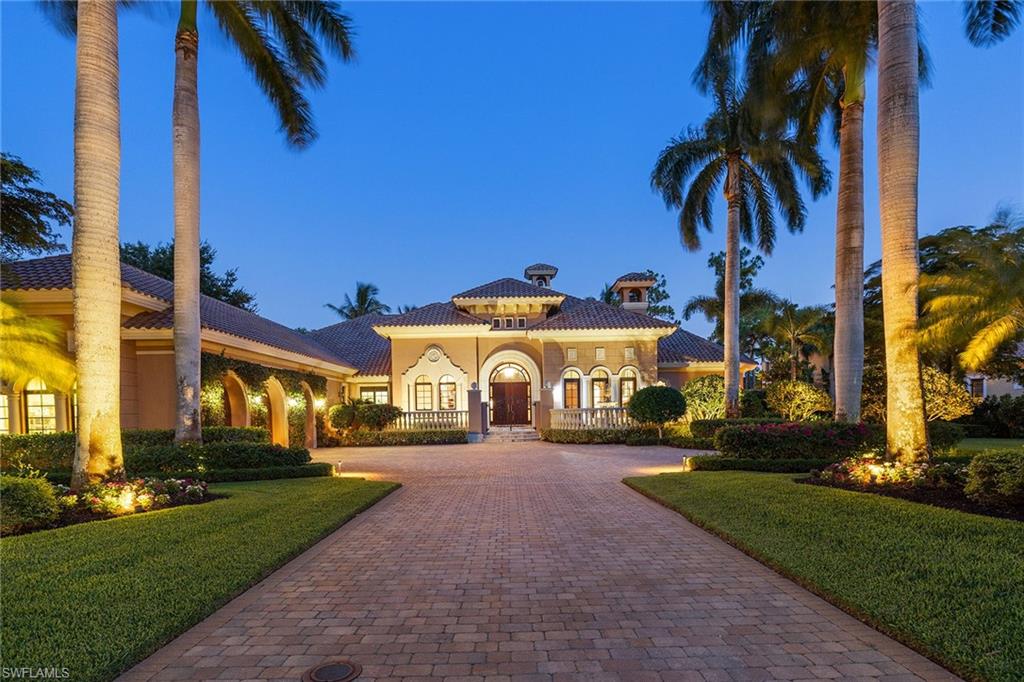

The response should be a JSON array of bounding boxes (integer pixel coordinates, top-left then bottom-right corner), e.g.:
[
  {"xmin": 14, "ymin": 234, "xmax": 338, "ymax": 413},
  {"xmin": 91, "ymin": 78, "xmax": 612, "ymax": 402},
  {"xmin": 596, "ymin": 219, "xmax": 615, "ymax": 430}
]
[{"xmin": 2, "ymin": 256, "xmax": 751, "ymax": 443}]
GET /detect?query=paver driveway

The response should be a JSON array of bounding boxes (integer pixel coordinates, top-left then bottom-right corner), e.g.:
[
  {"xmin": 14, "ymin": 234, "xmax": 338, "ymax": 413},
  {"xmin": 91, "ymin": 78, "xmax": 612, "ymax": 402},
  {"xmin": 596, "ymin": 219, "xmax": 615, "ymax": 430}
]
[{"xmin": 122, "ymin": 442, "xmax": 958, "ymax": 682}]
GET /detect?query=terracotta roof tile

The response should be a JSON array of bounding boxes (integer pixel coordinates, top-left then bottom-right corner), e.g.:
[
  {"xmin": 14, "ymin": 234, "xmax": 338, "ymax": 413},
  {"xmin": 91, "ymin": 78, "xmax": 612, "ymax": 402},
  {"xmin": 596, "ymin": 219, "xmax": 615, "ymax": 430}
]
[
  {"xmin": 452, "ymin": 278, "xmax": 565, "ymax": 300},
  {"xmin": 658, "ymin": 328, "xmax": 754, "ymax": 364},
  {"xmin": 373, "ymin": 302, "xmax": 488, "ymax": 327},
  {"xmin": 2, "ymin": 253, "xmax": 174, "ymax": 301},
  {"xmin": 614, "ymin": 271, "xmax": 655, "ymax": 283},
  {"xmin": 533, "ymin": 299, "xmax": 675, "ymax": 331},
  {"xmin": 310, "ymin": 314, "xmax": 392, "ymax": 376}
]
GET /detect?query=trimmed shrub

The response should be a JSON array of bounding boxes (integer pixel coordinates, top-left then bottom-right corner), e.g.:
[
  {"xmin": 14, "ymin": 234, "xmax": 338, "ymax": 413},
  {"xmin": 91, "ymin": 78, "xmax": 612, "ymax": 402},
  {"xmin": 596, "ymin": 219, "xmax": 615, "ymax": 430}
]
[
  {"xmin": 714, "ymin": 422, "xmax": 883, "ymax": 460},
  {"xmin": 665, "ymin": 435, "xmax": 716, "ymax": 450},
  {"xmin": 964, "ymin": 450, "xmax": 1024, "ymax": 508},
  {"xmin": 928, "ymin": 421, "xmax": 966, "ymax": 454},
  {"xmin": 0, "ymin": 427, "xmax": 269, "ymax": 473},
  {"xmin": 329, "ymin": 400, "xmax": 404, "ymax": 431},
  {"xmin": 681, "ymin": 376, "xmax": 725, "ymax": 421},
  {"xmin": 686, "ymin": 456, "xmax": 835, "ymax": 473},
  {"xmin": 158, "ymin": 463, "xmax": 333, "ymax": 483},
  {"xmin": 765, "ymin": 381, "xmax": 833, "ymax": 421},
  {"xmin": 689, "ymin": 418, "xmax": 785, "ymax": 439},
  {"xmin": 628, "ymin": 386, "xmax": 687, "ymax": 439},
  {"xmin": 0, "ymin": 475, "xmax": 59, "ymax": 534},
  {"xmin": 740, "ymin": 389, "xmax": 769, "ymax": 418},
  {"xmin": 125, "ymin": 443, "xmax": 309, "ymax": 473},
  {"xmin": 337, "ymin": 429, "xmax": 468, "ymax": 447},
  {"xmin": 862, "ymin": 364, "xmax": 979, "ymax": 424},
  {"xmin": 541, "ymin": 428, "xmax": 658, "ymax": 445},
  {"xmin": 961, "ymin": 395, "xmax": 1024, "ymax": 438}
]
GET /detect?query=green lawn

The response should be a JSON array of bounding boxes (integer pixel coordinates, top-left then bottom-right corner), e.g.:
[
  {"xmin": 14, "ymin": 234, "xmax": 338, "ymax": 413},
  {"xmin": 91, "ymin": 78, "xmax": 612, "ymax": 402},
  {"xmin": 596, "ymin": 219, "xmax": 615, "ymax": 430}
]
[
  {"xmin": 625, "ymin": 472, "xmax": 1024, "ymax": 682},
  {"xmin": 0, "ymin": 477, "xmax": 399, "ymax": 682},
  {"xmin": 956, "ymin": 437, "xmax": 1024, "ymax": 452}
]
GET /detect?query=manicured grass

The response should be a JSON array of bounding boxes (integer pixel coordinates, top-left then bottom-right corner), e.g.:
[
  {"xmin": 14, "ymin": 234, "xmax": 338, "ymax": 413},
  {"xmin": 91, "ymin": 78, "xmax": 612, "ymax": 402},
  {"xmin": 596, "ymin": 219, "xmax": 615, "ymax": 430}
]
[
  {"xmin": 1, "ymin": 477, "xmax": 399, "ymax": 682},
  {"xmin": 956, "ymin": 437, "xmax": 1024, "ymax": 452},
  {"xmin": 625, "ymin": 472, "xmax": 1024, "ymax": 682}
]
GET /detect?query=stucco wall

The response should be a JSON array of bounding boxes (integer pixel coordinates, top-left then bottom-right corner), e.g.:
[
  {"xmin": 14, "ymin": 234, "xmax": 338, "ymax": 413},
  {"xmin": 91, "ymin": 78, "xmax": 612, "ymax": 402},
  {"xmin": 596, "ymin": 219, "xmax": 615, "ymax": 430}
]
[
  {"xmin": 657, "ymin": 367, "xmax": 723, "ymax": 388},
  {"xmin": 541, "ymin": 339, "xmax": 658, "ymax": 386},
  {"xmin": 135, "ymin": 348, "xmax": 176, "ymax": 429}
]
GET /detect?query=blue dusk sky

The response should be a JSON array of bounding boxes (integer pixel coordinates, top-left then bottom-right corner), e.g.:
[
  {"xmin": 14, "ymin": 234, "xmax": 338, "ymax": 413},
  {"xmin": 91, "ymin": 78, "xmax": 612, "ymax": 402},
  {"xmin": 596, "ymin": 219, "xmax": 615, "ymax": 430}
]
[{"xmin": 2, "ymin": 1, "xmax": 1022, "ymax": 336}]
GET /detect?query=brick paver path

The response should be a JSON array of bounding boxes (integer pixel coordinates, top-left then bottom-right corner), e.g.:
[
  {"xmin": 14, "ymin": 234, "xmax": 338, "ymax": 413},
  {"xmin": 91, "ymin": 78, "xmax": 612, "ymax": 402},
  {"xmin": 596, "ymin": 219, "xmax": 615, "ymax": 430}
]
[{"xmin": 122, "ymin": 442, "xmax": 958, "ymax": 682}]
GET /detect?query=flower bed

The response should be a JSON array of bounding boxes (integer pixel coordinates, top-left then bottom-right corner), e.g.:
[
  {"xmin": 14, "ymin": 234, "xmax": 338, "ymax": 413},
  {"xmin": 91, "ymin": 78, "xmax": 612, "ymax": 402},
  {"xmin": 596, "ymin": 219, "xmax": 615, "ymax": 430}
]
[
  {"xmin": 806, "ymin": 451, "xmax": 1023, "ymax": 521},
  {"xmin": 1, "ymin": 475, "xmax": 211, "ymax": 536}
]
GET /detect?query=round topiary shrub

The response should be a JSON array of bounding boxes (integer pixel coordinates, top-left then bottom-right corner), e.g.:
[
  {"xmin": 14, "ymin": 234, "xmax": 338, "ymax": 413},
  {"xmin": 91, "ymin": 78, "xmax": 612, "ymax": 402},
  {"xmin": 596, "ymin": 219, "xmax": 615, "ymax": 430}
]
[
  {"xmin": 627, "ymin": 386, "xmax": 687, "ymax": 440},
  {"xmin": 0, "ymin": 475, "xmax": 59, "ymax": 535},
  {"xmin": 765, "ymin": 380, "xmax": 833, "ymax": 421}
]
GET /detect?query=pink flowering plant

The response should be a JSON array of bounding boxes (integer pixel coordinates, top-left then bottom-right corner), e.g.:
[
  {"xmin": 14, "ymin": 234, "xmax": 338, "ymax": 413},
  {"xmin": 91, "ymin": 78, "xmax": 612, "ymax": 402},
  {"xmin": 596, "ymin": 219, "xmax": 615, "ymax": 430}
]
[{"xmin": 53, "ymin": 477, "xmax": 208, "ymax": 517}]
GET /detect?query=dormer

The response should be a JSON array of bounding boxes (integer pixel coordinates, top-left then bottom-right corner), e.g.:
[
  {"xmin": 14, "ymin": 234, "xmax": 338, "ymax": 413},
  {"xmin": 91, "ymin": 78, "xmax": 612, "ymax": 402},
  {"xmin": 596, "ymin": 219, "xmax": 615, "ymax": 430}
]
[
  {"xmin": 611, "ymin": 272, "xmax": 657, "ymax": 314},
  {"xmin": 524, "ymin": 263, "xmax": 558, "ymax": 289}
]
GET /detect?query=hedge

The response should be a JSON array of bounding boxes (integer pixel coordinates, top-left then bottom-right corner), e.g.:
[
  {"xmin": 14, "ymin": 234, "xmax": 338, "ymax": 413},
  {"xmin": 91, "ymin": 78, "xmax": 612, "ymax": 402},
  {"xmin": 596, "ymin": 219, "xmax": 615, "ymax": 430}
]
[
  {"xmin": 965, "ymin": 450, "xmax": 1024, "ymax": 508},
  {"xmin": 0, "ymin": 476, "xmax": 59, "ymax": 534},
  {"xmin": 540, "ymin": 427, "xmax": 659, "ymax": 445},
  {"xmin": 714, "ymin": 422, "xmax": 882, "ymax": 460},
  {"xmin": 665, "ymin": 435, "xmax": 716, "ymax": 450},
  {"xmin": 689, "ymin": 418, "xmax": 785, "ymax": 439},
  {"xmin": 928, "ymin": 421, "xmax": 966, "ymax": 454},
  {"xmin": 331, "ymin": 429, "xmax": 468, "ymax": 447},
  {"xmin": 685, "ymin": 456, "xmax": 836, "ymax": 473},
  {"xmin": 43, "ymin": 463, "xmax": 332, "ymax": 486},
  {"xmin": 126, "ymin": 443, "xmax": 310, "ymax": 473},
  {"xmin": 0, "ymin": 427, "xmax": 270, "ymax": 473}
]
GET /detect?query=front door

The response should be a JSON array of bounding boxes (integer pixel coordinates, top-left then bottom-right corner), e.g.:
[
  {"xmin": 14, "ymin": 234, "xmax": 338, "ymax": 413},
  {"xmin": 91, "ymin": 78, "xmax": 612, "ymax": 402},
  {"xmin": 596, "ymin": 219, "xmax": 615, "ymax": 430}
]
[{"xmin": 492, "ymin": 382, "xmax": 530, "ymax": 425}]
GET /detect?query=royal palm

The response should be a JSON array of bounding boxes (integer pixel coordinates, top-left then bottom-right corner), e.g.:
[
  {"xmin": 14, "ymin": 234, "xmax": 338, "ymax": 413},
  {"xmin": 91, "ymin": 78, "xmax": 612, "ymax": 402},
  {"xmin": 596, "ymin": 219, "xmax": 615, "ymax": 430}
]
[
  {"xmin": 651, "ymin": 59, "xmax": 829, "ymax": 416},
  {"xmin": 171, "ymin": 1, "xmax": 354, "ymax": 443}
]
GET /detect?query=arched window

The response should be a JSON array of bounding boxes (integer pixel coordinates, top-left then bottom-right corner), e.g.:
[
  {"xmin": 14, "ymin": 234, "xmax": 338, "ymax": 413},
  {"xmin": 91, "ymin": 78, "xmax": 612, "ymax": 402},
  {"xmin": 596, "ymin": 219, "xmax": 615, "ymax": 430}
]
[
  {"xmin": 415, "ymin": 375, "xmax": 433, "ymax": 411},
  {"xmin": 24, "ymin": 378, "xmax": 57, "ymax": 434},
  {"xmin": 438, "ymin": 374, "xmax": 457, "ymax": 411},
  {"xmin": 591, "ymin": 369, "xmax": 611, "ymax": 408},
  {"xmin": 620, "ymin": 368, "xmax": 638, "ymax": 406},
  {"xmin": 562, "ymin": 370, "xmax": 580, "ymax": 409}
]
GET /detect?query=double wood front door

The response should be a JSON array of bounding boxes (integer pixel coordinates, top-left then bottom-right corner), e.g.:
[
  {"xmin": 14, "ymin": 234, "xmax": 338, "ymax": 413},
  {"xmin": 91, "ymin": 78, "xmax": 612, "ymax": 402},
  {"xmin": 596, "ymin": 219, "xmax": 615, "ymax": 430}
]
[{"xmin": 491, "ymin": 382, "xmax": 530, "ymax": 425}]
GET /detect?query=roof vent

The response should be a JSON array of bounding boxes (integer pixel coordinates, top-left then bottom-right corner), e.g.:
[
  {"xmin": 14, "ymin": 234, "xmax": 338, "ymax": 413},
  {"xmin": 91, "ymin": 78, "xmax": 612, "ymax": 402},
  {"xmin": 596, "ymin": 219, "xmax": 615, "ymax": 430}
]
[{"xmin": 524, "ymin": 263, "xmax": 558, "ymax": 288}]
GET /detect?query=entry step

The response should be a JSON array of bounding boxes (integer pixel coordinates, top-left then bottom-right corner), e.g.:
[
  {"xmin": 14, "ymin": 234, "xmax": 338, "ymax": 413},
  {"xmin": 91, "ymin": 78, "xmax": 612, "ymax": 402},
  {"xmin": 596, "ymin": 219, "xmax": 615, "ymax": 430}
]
[{"xmin": 483, "ymin": 427, "xmax": 541, "ymax": 443}]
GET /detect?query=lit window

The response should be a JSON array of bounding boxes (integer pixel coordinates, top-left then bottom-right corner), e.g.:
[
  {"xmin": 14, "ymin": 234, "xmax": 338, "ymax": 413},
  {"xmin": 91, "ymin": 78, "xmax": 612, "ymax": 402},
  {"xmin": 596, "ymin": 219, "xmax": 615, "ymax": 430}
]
[
  {"xmin": 517, "ymin": 317, "xmax": 526, "ymax": 329},
  {"xmin": 595, "ymin": 347, "xmax": 606, "ymax": 361},
  {"xmin": 620, "ymin": 368, "xmax": 637, "ymax": 406},
  {"xmin": 439, "ymin": 374, "xmax": 457, "ymax": 411},
  {"xmin": 415, "ymin": 375, "xmax": 433, "ymax": 410},
  {"xmin": 566, "ymin": 347, "xmax": 577, "ymax": 362},
  {"xmin": 24, "ymin": 378, "xmax": 57, "ymax": 434},
  {"xmin": 492, "ymin": 317, "xmax": 501, "ymax": 329},
  {"xmin": 591, "ymin": 369, "xmax": 611, "ymax": 407},
  {"xmin": 563, "ymin": 370, "xmax": 580, "ymax": 409},
  {"xmin": 969, "ymin": 378, "xmax": 985, "ymax": 399},
  {"xmin": 360, "ymin": 387, "xmax": 389, "ymax": 404},
  {"xmin": 504, "ymin": 317, "xmax": 514, "ymax": 329},
  {"xmin": 0, "ymin": 395, "xmax": 9, "ymax": 434},
  {"xmin": 624, "ymin": 347, "xmax": 636, "ymax": 361}
]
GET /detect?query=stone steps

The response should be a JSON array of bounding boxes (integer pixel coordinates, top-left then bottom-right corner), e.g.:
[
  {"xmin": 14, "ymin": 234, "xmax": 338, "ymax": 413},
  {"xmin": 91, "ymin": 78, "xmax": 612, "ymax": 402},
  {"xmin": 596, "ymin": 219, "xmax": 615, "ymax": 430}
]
[{"xmin": 483, "ymin": 428, "xmax": 541, "ymax": 443}]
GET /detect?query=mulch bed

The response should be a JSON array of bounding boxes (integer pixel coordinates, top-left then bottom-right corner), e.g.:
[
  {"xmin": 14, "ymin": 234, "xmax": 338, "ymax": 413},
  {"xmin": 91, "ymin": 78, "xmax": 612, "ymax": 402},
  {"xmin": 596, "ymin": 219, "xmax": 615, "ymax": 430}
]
[{"xmin": 799, "ymin": 478, "xmax": 1023, "ymax": 522}]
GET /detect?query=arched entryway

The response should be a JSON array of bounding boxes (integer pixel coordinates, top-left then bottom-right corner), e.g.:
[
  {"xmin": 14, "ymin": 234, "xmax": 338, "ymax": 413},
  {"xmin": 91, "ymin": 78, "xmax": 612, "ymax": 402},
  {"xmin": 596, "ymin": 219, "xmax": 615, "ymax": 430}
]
[
  {"xmin": 264, "ymin": 377, "xmax": 289, "ymax": 447},
  {"xmin": 222, "ymin": 371, "xmax": 250, "ymax": 427},
  {"xmin": 489, "ymin": 363, "xmax": 532, "ymax": 426}
]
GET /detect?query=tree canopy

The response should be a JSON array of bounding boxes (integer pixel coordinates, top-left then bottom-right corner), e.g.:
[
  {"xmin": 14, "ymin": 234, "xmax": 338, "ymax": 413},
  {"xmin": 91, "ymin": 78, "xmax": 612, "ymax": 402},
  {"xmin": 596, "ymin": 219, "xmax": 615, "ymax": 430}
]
[
  {"xmin": 1, "ymin": 153, "xmax": 72, "ymax": 262},
  {"xmin": 325, "ymin": 282, "xmax": 391, "ymax": 319},
  {"xmin": 120, "ymin": 240, "xmax": 257, "ymax": 312}
]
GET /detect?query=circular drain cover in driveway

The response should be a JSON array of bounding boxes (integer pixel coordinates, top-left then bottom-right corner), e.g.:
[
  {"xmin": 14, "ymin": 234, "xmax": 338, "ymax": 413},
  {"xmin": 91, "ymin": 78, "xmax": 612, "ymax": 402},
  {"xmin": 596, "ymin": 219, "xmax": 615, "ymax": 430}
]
[{"xmin": 302, "ymin": 660, "xmax": 361, "ymax": 682}]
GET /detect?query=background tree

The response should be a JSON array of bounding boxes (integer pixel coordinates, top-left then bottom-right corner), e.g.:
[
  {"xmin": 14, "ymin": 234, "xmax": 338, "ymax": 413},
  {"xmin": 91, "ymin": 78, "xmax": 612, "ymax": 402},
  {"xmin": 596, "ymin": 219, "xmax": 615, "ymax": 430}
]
[
  {"xmin": 325, "ymin": 282, "xmax": 391, "ymax": 319},
  {"xmin": 1, "ymin": 153, "xmax": 72, "ymax": 262},
  {"xmin": 120, "ymin": 240, "xmax": 257, "ymax": 311},
  {"xmin": 396, "ymin": 304, "xmax": 418, "ymax": 314},
  {"xmin": 168, "ymin": 1, "xmax": 355, "ymax": 445},
  {"xmin": 651, "ymin": 52, "xmax": 829, "ymax": 416},
  {"xmin": 764, "ymin": 300, "xmax": 829, "ymax": 381},
  {"xmin": 598, "ymin": 270, "xmax": 677, "ymax": 321}
]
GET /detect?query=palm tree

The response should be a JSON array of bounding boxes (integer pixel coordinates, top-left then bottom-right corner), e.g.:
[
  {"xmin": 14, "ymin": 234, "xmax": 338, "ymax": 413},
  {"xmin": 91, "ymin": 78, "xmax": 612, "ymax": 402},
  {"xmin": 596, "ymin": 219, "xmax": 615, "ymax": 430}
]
[
  {"xmin": 765, "ymin": 300, "xmax": 829, "ymax": 381},
  {"xmin": 171, "ymin": 1, "xmax": 355, "ymax": 444},
  {"xmin": 0, "ymin": 300, "xmax": 76, "ymax": 393},
  {"xmin": 326, "ymin": 282, "xmax": 391, "ymax": 319},
  {"xmin": 920, "ymin": 222, "xmax": 1024, "ymax": 372},
  {"xmin": 874, "ymin": 0, "xmax": 1018, "ymax": 462},
  {"xmin": 651, "ymin": 58, "xmax": 829, "ymax": 416},
  {"xmin": 683, "ymin": 247, "xmax": 777, "ymax": 349},
  {"xmin": 71, "ymin": 0, "xmax": 124, "ymax": 487}
]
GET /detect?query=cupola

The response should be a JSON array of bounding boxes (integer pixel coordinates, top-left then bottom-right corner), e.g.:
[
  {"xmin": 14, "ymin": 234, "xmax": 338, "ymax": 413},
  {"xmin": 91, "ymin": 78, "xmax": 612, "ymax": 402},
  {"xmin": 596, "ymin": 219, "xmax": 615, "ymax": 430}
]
[
  {"xmin": 524, "ymin": 263, "xmax": 558, "ymax": 288},
  {"xmin": 611, "ymin": 272, "xmax": 656, "ymax": 313}
]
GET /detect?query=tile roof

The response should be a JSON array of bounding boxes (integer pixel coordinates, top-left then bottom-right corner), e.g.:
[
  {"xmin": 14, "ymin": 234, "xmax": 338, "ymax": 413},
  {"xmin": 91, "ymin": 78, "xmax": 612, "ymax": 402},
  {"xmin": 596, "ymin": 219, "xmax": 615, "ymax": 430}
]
[
  {"xmin": 452, "ymin": 278, "xmax": 566, "ymax": 300},
  {"xmin": 2, "ymin": 253, "xmax": 174, "ymax": 302},
  {"xmin": 658, "ymin": 328, "xmax": 754, "ymax": 364},
  {"xmin": 532, "ymin": 298, "xmax": 676, "ymax": 331},
  {"xmin": 614, "ymin": 272, "xmax": 655, "ymax": 283},
  {"xmin": 372, "ymin": 302, "xmax": 488, "ymax": 328},
  {"xmin": 5, "ymin": 255, "xmax": 351, "ymax": 368},
  {"xmin": 524, "ymin": 263, "xmax": 558, "ymax": 274},
  {"xmin": 310, "ymin": 314, "xmax": 392, "ymax": 376}
]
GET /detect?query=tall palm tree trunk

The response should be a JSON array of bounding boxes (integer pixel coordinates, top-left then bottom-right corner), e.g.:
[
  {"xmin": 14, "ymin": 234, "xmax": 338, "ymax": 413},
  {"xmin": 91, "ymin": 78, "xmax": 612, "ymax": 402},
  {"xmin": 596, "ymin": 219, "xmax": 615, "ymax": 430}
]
[
  {"xmin": 833, "ymin": 63, "xmax": 867, "ymax": 423},
  {"xmin": 877, "ymin": 0, "xmax": 929, "ymax": 462},
  {"xmin": 723, "ymin": 155, "xmax": 742, "ymax": 417},
  {"xmin": 71, "ymin": 0, "xmax": 123, "ymax": 488},
  {"xmin": 173, "ymin": 0, "xmax": 202, "ymax": 443},
  {"xmin": 790, "ymin": 338, "xmax": 798, "ymax": 380}
]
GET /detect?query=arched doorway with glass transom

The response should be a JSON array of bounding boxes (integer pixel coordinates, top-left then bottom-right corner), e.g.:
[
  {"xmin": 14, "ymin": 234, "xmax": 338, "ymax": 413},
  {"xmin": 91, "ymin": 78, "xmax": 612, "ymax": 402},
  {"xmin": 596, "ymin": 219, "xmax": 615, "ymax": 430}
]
[{"xmin": 489, "ymin": 362, "xmax": 532, "ymax": 426}]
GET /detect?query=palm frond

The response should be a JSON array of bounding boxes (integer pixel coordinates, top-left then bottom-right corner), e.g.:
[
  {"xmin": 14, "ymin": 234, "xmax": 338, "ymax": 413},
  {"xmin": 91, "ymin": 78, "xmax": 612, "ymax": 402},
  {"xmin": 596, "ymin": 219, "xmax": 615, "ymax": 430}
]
[{"xmin": 963, "ymin": 0, "xmax": 1022, "ymax": 46}]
